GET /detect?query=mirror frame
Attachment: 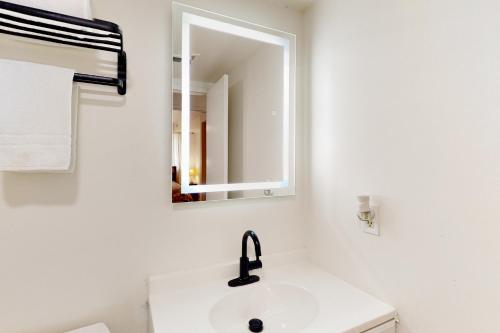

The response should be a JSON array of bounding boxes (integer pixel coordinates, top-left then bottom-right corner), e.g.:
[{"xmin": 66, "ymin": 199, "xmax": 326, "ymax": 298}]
[{"xmin": 173, "ymin": 3, "xmax": 296, "ymax": 196}]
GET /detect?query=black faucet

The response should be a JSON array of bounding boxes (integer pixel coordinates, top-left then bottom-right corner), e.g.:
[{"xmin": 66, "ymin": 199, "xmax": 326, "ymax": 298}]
[{"xmin": 228, "ymin": 231, "xmax": 263, "ymax": 287}]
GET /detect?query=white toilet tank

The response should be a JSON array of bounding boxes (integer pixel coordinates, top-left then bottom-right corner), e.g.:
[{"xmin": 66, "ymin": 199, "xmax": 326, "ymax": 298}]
[{"xmin": 65, "ymin": 323, "xmax": 110, "ymax": 333}]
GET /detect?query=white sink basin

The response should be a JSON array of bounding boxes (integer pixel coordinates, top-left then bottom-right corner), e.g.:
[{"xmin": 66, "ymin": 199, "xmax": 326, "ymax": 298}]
[
  {"xmin": 148, "ymin": 252, "xmax": 396, "ymax": 333},
  {"xmin": 209, "ymin": 283, "xmax": 319, "ymax": 333}
]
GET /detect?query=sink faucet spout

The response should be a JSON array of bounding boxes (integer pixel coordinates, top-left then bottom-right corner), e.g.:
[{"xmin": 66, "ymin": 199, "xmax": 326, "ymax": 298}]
[{"xmin": 228, "ymin": 231, "xmax": 263, "ymax": 287}]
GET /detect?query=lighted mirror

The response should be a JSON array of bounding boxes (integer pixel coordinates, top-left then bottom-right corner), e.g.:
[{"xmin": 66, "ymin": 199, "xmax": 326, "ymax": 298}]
[{"xmin": 171, "ymin": 3, "xmax": 296, "ymax": 203}]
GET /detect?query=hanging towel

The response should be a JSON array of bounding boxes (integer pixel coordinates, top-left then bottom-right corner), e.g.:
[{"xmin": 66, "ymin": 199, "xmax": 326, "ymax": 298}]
[
  {"xmin": 0, "ymin": 59, "xmax": 76, "ymax": 171},
  {"xmin": 6, "ymin": 0, "xmax": 93, "ymax": 19}
]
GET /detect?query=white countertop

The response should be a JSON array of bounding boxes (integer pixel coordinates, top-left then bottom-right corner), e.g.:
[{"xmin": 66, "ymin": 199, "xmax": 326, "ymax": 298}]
[{"xmin": 148, "ymin": 251, "xmax": 396, "ymax": 333}]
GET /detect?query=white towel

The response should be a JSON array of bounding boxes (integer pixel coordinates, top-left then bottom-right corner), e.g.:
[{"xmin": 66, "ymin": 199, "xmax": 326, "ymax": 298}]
[
  {"xmin": 7, "ymin": 0, "xmax": 93, "ymax": 20},
  {"xmin": 0, "ymin": 59, "xmax": 76, "ymax": 171}
]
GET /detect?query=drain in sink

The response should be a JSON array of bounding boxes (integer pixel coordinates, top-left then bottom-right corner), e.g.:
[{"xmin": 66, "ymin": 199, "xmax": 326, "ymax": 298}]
[{"xmin": 248, "ymin": 318, "xmax": 264, "ymax": 332}]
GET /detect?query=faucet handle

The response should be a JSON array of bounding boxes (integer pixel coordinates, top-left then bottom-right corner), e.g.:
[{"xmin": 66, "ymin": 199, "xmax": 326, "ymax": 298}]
[{"xmin": 249, "ymin": 259, "xmax": 262, "ymax": 270}]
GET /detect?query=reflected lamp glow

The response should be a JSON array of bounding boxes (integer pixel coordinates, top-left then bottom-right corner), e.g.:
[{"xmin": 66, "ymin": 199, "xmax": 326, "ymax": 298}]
[
  {"xmin": 180, "ymin": 10, "xmax": 294, "ymax": 194},
  {"xmin": 189, "ymin": 167, "xmax": 200, "ymax": 184}
]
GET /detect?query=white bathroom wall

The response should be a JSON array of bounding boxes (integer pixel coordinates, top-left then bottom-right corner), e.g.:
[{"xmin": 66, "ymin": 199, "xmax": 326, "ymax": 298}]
[
  {"xmin": 305, "ymin": 1, "xmax": 500, "ymax": 333},
  {"xmin": 228, "ymin": 45, "xmax": 284, "ymax": 185},
  {"xmin": 0, "ymin": 1, "xmax": 305, "ymax": 333}
]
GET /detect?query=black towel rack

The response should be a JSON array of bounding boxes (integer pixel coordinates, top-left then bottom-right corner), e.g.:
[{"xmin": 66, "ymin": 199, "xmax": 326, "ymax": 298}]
[{"xmin": 0, "ymin": 0, "xmax": 127, "ymax": 95}]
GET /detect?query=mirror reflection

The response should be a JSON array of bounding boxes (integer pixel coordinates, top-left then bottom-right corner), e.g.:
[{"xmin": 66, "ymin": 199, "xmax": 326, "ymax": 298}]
[{"xmin": 172, "ymin": 6, "xmax": 295, "ymax": 203}]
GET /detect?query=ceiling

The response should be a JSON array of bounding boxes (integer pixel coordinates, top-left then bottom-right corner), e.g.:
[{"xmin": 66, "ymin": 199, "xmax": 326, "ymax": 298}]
[
  {"xmin": 265, "ymin": 0, "xmax": 315, "ymax": 11},
  {"xmin": 174, "ymin": 25, "xmax": 275, "ymax": 83}
]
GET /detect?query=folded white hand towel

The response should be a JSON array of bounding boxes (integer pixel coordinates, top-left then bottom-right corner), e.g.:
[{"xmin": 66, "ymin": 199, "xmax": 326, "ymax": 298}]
[
  {"xmin": 0, "ymin": 59, "xmax": 76, "ymax": 171},
  {"xmin": 7, "ymin": 0, "xmax": 93, "ymax": 20}
]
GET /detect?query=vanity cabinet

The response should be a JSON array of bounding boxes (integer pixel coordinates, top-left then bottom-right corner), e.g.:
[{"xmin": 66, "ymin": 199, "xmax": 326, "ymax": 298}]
[{"xmin": 364, "ymin": 319, "xmax": 397, "ymax": 333}]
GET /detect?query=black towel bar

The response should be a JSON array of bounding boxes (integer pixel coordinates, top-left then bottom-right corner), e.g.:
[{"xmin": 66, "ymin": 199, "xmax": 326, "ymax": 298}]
[{"xmin": 0, "ymin": 0, "xmax": 127, "ymax": 95}]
